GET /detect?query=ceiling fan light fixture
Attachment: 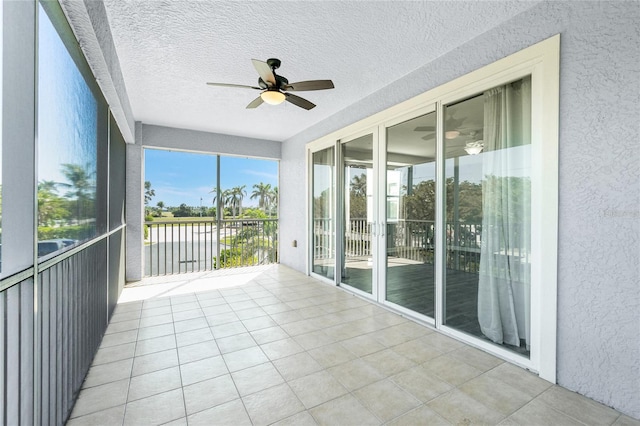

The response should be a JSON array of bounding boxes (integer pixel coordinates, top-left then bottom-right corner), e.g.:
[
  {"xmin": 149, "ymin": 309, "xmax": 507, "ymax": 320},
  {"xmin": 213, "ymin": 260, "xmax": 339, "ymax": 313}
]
[
  {"xmin": 464, "ymin": 140, "xmax": 484, "ymax": 155},
  {"xmin": 445, "ymin": 130, "xmax": 460, "ymax": 139},
  {"xmin": 261, "ymin": 90, "xmax": 286, "ymax": 105}
]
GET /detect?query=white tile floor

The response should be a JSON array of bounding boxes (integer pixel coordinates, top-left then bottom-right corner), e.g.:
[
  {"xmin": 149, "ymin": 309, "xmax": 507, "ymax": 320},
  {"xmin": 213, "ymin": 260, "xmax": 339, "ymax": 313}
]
[{"xmin": 67, "ymin": 265, "xmax": 638, "ymax": 426}]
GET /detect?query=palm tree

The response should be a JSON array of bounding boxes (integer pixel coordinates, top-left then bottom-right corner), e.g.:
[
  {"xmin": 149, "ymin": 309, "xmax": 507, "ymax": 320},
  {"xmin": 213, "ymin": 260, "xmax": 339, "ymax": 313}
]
[
  {"xmin": 156, "ymin": 201, "xmax": 165, "ymax": 216},
  {"xmin": 229, "ymin": 185, "xmax": 247, "ymax": 218},
  {"xmin": 210, "ymin": 187, "xmax": 231, "ymax": 218},
  {"xmin": 250, "ymin": 182, "xmax": 272, "ymax": 211},
  {"xmin": 351, "ymin": 173, "xmax": 367, "ymax": 196},
  {"xmin": 60, "ymin": 163, "xmax": 94, "ymax": 220},
  {"xmin": 268, "ymin": 186, "xmax": 278, "ymax": 216}
]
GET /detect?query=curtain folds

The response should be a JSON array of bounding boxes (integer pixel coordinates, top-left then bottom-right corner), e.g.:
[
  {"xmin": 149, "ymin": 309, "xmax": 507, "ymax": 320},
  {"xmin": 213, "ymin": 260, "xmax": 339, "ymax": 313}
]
[{"xmin": 477, "ymin": 77, "xmax": 532, "ymax": 349}]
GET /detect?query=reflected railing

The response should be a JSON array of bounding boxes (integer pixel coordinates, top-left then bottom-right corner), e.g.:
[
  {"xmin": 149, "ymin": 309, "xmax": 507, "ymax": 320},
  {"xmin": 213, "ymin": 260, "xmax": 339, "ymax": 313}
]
[
  {"xmin": 145, "ymin": 218, "xmax": 278, "ymax": 276},
  {"xmin": 312, "ymin": 218, "xmax": 522, "ymax": 274}
]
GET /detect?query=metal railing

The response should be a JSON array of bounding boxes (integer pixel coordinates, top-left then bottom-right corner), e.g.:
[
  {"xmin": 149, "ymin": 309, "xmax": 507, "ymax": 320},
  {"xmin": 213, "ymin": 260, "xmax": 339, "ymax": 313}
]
[
  {"xmin": 145, "ymin": 218, "xmax": 278, "ymax": 276},
  {"xmin": 312, "ymin": 218, "xmax": 528, "ymax": 275}
]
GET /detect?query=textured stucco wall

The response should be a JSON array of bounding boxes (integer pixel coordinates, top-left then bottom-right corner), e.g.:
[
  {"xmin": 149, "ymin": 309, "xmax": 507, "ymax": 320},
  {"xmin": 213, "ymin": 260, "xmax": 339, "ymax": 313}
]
[{"xmin": 280, "ymin": 0, "xmax": 639, "ymax": 418}]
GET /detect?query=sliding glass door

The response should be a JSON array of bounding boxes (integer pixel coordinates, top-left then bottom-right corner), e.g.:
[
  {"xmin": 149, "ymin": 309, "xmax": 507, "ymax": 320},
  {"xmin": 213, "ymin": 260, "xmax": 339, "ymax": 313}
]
[
  {"xmin": 443, "ymin": 77, "xmax": 532, "ymax": 356},
  {"xmin": 340, "ymin": 132, "xmax": 376, "ymax": 295},
  {"xmin": 312, "ymin": 147, "xmax": 335, "ymax": 279},
  {"xmin": 384, "ymin": 111, "xmax": 437, "ymax": 317},
  {"xmin": 309, "ymin": 76, "xmax": 533, "ymax": 358}
]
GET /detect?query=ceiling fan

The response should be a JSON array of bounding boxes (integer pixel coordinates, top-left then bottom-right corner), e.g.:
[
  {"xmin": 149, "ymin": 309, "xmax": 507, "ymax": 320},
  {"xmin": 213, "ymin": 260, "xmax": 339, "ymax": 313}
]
[{"xmin": 206, "ymin": 58, "xmax": 334, "ymax": 110}]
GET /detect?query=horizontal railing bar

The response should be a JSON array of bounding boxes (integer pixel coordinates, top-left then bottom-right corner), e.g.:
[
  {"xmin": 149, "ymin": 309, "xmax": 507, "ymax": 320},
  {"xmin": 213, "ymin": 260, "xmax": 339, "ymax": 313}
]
[{"xmin": 0, "ymin": 224, "xmax": 127, "ymax": 293}]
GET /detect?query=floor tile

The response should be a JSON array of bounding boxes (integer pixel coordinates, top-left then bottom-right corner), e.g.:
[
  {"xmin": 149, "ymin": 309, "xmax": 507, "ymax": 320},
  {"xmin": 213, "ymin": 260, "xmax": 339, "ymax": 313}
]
[
  {"xmin": 273, "ymin": 352, "xmax": 324, "ymax": 381},
  {"xmin": 250, "ymin": 325, "xmax": 290, "ymax": 344},
  {"xmin": 507, "ymin": 398, "xmax": 584, "ymax": 426},
  {"xmin": 427, "ymin": 389, "xmax": 505, "ymax": 425},
  {"xmin": 66, "ymin": 405, "xmax": 125, "ymax": 426},
  {"xmin": 354, "ymin": 379, "xmax": 421, "ymax": 422},
  {"xmin": 391, "ymin": 365, "xmax": 453, "ymax": 402},
  {"xmin": 100, "ymin": 329, "xmax": 138, "ymax": 348},
  {"xmin": 260, "ymin": 337, "xmax": 304, "ymax": 360},
  {"xmin": 271, "ymin": 410, "xmax": 318, "ymax": 426},
  {"xmin": 180, "ymin": 355, "xmax": 228, "ymax": 386},
  {"xmin": 537, "ymin": 385, "xmax": 621, "ymax": 425},
  {"xmin": 485, "ymin": 362, "xmax": 552, "ymax": 398},
  {"xmin": 132, "ymin": 349, "xmax": 179, "ymax": 376},
  {"xmin": 422, "ymin": 354, "xmax": 483, "ymax": 386},
  {"xmin": 223, "ymin": 346, "xmax": 269, "ymax": 372},
  {"xmin": 289, "ymin": 370, "xmax": 348, "ymax": 409},
  {"xmin": 387, "ymin": 405, "xmax": 452, "ymax": 426},
  {"xmin": 175, "ymin": 327, "xmax": 213, "ymax": 347},
  {"xmin": 92, "ymin": 342, "xmax": 136, "ymax": 366},
  {"xmin": 128, "ymin": 366, "xmax": 182, "ymax": 402},
  {"xmin": 308, "ymin": 342, "xmax": 357, "ymax": 368},
  {"xmin": 216, "ymin": 332, "xmax": 257, "ymax": 354},
  {"xmin": 139, "ymin": 313, "xmax": 174, "ymax": 328},
  {"xmin": 361, "ymin": 348, "xmax": 416, "ymax": 377},
  {"xmin": 231, "ymin": 361, "xmax": 285, "ymax": 396},
  {"xmin": 328, "ymin": 358, "xmax": 385, "ymax": 391},
  {"xmin": 391, "ymin": 337, "xmax": 443, "ymax": 363},
  {"xmin": 173, "ymin": 317, "xmax": 209, "ymax": 333},
  {"xmin": 70, "ymin": 379, "xmax": 129, "ymax": 418},
  {"xmin": 75, "ymin": 266, "xmax": 634, "ymax": 426},
  {"xmin": 448, "ymin": 345, "xmax": 504, "ymax": 372},
  {"xmin": 459, "ymin": 374, "xmax": 532, "ymax": 416},
  {"xmin": 340, "ymin": 334, "xmax": 386, "ymax": 357},
  {"xmin": 183, "ymin": 374, "xmax": 239, "ymax": 415},
  {"xmin": 137, "ymin": 323, "xmax": 175, "ymax": 340},
  {"xmin": 211, "ymin": 320, "xmax": 247, "ymax": 338},
  {"xmin": 309, "ymin": 394, "xmax": 380, "ymax": 426},
  {"xmin": 187, "ymin": 398, "xmax": 252, "ymax": 426},
  {"xmin": 293, "ymin": 329, "xmax": 336, "ymax": 350},
  {"xmin": 123, "ymin": 388, "xmax": 185, "ymax": 425},
  {"xmin": 177, "ymin": 340, "xmax": 220, "ymax": 364},
  {"xmin": 82, "ymin": 358, "xmax": 133, "ymax": 388},
  {"xmin": 242, "ymin": 383, "xmax": 305, "ymax": 425},
  {"xmin": 135, "ymin": 334, "xmax": 176, "ymax": 356}
]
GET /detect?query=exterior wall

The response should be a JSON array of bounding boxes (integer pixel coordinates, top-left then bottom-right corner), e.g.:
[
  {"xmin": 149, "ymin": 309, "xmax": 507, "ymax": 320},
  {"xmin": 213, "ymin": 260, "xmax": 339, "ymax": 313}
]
[
  {"xmin": 280, "ymin": 0, "xmax": 639, "ymax": 418},
  {"xmin": 124, "ymin": 123, "xmax": 281, "ymax": 281}
]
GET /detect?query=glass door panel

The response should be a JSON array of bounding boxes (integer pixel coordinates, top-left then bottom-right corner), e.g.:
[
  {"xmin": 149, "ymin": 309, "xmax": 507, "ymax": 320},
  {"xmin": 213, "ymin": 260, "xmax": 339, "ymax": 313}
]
[
  {"xmin": 341, "ymin": 134, "xmax": 374, "ymax": 294},
  {"xmin": 385, "ymin": 112, "xmax": 436, "ymax": 317},
  {"xmin": 443, "ymin": 77, "xmax": 532, "ymax": 357},
  {"xmin": 312, "ymin": 147, "xmax": 335, "ymax": 279}
]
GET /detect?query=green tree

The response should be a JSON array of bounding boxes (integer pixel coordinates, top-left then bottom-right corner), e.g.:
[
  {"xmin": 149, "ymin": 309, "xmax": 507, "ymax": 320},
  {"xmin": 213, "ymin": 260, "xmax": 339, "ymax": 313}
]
[
  {"xmin": 228, "ymin": 185, "xmax": 247, "ymax": 218},
  {"xmin": 268, "ymin": 186, "xmax": 278, "ymax": 216},
  {"xmin": 250, "ymin": 182, "xmax": 272, "ymax": 211},
  {"xmin": 156, "ymin": 201, "xmax": 165, "ymax": 217},
  {"xmin": 37, "ymin": 180, "xmax": 69, "ymax": 226},
  {"xmin": 60, "ymin": 163, "xmax": 94, "ymax": 220}
]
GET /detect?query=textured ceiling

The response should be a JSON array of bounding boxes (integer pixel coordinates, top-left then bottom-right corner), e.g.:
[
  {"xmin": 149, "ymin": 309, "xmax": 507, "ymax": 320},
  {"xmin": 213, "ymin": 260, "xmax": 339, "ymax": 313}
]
[{"xmin": 100, "ymin": 1, "xmax": 537, "ymax": 142}]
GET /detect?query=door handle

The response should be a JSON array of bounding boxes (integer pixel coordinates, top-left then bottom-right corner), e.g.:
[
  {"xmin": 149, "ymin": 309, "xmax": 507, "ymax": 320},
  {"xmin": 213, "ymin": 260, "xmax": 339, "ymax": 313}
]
[
  {"xmin": 371, "ymin": 221, "xmax": 377, "ymax": 236},
  {"xmin": 380, "ymin": 222, "xmax": 385, "ymax": 237}
]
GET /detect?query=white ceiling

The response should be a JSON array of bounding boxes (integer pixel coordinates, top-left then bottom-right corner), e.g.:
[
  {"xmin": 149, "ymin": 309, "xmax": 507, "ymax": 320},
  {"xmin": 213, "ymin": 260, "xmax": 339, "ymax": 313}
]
[{"xmin": 100, "ymin": 1, "xmax": 537, "ymax": 142}]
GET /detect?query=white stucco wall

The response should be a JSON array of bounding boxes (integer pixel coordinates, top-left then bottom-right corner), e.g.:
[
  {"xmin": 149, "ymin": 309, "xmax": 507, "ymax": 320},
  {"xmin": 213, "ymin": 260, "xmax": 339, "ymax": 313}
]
[{"xmin": 280, "ymin": 0, "xmax": 639, "ymax": 418}]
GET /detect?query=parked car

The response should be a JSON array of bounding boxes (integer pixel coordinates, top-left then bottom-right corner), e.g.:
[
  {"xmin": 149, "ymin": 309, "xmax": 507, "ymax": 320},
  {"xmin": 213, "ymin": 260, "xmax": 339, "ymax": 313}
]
[{"xmin": 38, "ymin": 240, "xmax": 65, "ymax": 257}]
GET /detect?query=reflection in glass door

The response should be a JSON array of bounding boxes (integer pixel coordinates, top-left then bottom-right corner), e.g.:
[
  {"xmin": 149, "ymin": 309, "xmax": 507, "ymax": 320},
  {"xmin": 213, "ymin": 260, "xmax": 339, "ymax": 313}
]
[
  {"xmin": 312, "ymin": 147, "xmax": 335, "ymax": 279},
  {"xmin": 443, "ymin": 77, "xmax": 532, "ymax": 357},
  {"xmin": 385, "ymin": 112, "xmax": 436, "ymax": 317},
  {"xmin": 341, "ymin": 134, "xmax": 374, "ymax": 294}
]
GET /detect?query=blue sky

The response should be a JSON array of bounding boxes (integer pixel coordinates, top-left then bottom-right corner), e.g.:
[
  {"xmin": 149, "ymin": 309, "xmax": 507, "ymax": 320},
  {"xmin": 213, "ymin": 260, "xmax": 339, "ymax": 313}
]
[{"xmin": 144, "ymin": 149, "xmax": 278, "ymax": 208}]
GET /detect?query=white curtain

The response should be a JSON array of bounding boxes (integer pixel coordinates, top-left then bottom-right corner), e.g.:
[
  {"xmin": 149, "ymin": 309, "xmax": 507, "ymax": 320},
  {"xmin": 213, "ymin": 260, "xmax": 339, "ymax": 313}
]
[{"xmin": 477, "ymin": 77, "xmax": 532, "ymax": 348}]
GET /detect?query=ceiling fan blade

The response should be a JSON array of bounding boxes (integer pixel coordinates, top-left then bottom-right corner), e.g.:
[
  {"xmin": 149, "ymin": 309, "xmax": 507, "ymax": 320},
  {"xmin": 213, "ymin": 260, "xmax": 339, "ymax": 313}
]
[
  {"xmin": 207, "ymin": 82, "xmax": 261, "ymax": 90},
  {"xmin": 414, "ymin": 126, "xmax": 436, "ymax": 132},
  {"xmin": 251, "ymin": 59, "xmax": 276, "ymax": 87},
  {"xmin": 285, "ymin": 93, "xmax": 316, "ymax": 110},
  {"xmin": 246, "ymin": 96, "xmax": 264, "ymax": 109},
  {"xmin": 283, "ymin": 80, "xmax": 334, "ymax": 91}
]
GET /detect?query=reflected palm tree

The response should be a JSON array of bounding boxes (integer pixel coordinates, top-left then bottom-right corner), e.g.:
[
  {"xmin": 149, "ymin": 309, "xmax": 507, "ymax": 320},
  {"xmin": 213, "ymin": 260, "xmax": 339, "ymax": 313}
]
[{"xmin": 60, "ymin": 163, "xmax": 95, "ymax": 221}]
